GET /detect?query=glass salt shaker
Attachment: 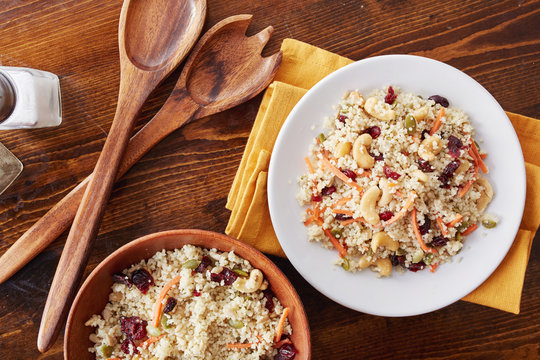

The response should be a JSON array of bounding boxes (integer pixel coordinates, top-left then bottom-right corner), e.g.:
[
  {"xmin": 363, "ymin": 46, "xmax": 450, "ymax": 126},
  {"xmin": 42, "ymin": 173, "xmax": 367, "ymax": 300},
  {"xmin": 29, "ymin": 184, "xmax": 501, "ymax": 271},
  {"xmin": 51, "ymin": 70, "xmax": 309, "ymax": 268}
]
[{"xmin": 0, "ymin": 66, "xmax": 62, "ymax": 130}]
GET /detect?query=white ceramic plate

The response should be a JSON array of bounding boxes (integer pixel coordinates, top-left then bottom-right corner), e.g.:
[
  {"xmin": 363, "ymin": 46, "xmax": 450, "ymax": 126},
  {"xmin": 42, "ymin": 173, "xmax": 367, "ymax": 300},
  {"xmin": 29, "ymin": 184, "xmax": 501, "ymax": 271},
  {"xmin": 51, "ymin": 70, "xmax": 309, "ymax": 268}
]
[{"xmin": 268, "ymin": 55, "xmax": 526, "ymax": 316}]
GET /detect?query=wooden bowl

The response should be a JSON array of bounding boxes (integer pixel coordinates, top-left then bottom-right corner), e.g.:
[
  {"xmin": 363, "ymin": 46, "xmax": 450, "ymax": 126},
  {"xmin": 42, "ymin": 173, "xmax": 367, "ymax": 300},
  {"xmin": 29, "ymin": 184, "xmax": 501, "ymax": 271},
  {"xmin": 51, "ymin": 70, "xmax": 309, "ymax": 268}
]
[{"xmin": 64, "ymin": 229, "xmax": 311, "ymax": 359}]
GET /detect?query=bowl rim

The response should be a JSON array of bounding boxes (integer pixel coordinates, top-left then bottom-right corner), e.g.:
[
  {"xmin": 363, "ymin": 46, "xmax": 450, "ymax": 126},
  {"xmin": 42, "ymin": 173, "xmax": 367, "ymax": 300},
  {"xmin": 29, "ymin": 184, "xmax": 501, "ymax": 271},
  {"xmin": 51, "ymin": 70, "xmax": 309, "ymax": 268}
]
[
  {"xmin": 267, "ymin": 54, "xmax": 526, "ymax": 316},
  {"xmin": 64, "ymin": 229, "xmax": 311, "ymax": 359}
]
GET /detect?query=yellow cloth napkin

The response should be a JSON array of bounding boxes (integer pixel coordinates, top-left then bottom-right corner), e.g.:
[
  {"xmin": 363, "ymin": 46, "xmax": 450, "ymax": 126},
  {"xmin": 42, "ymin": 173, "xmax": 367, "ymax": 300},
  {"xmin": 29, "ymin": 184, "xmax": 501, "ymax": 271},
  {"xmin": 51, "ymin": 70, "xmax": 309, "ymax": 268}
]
[{"xmin": 226, "ymin": 39, "xmax": 540, "ymax": 314}]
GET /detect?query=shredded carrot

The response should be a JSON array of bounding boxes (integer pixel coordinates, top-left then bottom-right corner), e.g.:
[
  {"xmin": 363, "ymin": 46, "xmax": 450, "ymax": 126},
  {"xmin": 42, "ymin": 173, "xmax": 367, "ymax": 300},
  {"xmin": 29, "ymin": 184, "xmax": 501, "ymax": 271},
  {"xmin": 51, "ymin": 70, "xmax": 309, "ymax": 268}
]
[
  {"xmin": 447, "ymin": 214, "xmax": 463, "ymax": 228},
  {"xmin": 320, "ymin": 155, "xmax": 363, "ymax": 192},
  {"xmin": 480, "ymin": 153, "xmax": 487, "ymax": 159},
  {"xmin": 274, "ymin": 307, "xmax": 290, "ymax": 343},
  {"xmin": 255, "ymin": 334, "xmax": 263, "ymax": 343},
  {"xmin": 436, "ymin": 216, "xmax": 449, "ymax": 236},
  {"xmin": 304, "ymin": 157, "xmax": 314, "ymax": 173},
  {"xmin": 331, "ymin": 196, "xmax": 352, "ymax": 208},
  {"xmin": 471, "ymin": 141, "xmax": 488, "ymax": 173},
  {"xmin": 461, "ymin": 223, "xmax": 478, "ymax": 236},
  {"xmin": 227, "ymin": 343, "xmax": 254, "ymax": 349},
  {"xmin": 378, "ymin": 191, "xmax": 416, "ymax": 227},
  {"xmin": 429, "ymin": 108, "xmax": 445, "ymax": 135},
  {"xmin": 152, "ymin": 276, "xmax": 181, "ymax": 327},
  {"xmin": 303, "ymin": 217, "xmax": 315, "ymax": 226},
  {"xmin": 332, "ymin": 209, "xmax": 354, "ymax": 216},
  {"xmin": 411, "ymin": 208, "xmax": 438, "ymax": 254},
  {"xmin": 106, "ymin": 358, "xmax": 121, "ymax": 360},
  {"xmin": 356, "ymin": 170, "xmax": 372, "ymax": 178},
  {"xmin": 430, "ymin": 263, "xmax": 439, "ymax": 273},
  {"xmin": 141, "ymin": 335, "xmax": 163, "ymax": 348},
  {"xmin": 458, "ymin": 179, "xmax": 475, "ymax": 197},
  {"xmin": 394, "ymin": 190, "xmax": 404, "ymax": 198},
  {"xmin": 340, "ymin": 217, "xmax": 365, "ymax": 226},
  {"xmin": 274, "ymin": 338, "xmax": 292, "ymax": 348},
  {"xmin": 323, "ymin": 229, "xmax": 347, "ymax": 257}
]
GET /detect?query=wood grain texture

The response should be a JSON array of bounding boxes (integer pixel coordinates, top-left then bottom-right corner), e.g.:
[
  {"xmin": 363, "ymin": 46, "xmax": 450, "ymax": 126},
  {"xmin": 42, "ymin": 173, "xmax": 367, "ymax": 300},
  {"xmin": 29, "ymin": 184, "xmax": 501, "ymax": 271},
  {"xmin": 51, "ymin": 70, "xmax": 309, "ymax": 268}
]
[{"xmin": 0, "ymin": 0, "xmax": 538, "ymax": 359}]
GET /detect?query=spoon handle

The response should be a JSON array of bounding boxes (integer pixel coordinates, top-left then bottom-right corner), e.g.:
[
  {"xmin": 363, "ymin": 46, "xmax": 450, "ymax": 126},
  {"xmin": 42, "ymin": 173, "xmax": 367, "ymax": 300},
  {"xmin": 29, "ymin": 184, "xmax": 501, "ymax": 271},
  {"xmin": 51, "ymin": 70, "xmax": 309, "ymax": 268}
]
[{"xmin": 37, "ymin": 90, "xmax": 148, "ymax": 352}]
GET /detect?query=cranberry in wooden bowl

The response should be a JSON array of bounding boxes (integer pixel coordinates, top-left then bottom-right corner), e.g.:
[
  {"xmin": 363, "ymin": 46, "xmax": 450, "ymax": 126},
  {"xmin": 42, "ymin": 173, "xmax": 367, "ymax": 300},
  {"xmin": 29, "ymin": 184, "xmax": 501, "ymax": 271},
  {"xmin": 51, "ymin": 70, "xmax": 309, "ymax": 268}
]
[{"xmin": 65, "ymin": 229, "xmax": 310, "ymax": 360}]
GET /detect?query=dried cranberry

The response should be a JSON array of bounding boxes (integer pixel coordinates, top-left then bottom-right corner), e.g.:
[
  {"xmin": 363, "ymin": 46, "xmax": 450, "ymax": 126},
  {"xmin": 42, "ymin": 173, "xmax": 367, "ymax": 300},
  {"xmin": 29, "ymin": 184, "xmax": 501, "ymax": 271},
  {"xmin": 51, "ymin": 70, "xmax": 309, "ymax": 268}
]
[
  {"xmin": 275, "ymin": 343, "xmax": 298, "ymax": 360},
  {"xmin": 447, "ymin": 135, "xmax": 464, "ymax": 158},
  {"xmin": 221, "ymin": 267, "xmax": 238, "ymax": 285},
  {"xmin": 383, "ymin": 165, "xmax": 401, "ymax": 180},
  {"xmin": 431, "ymin": 236, "xmax": 449, "ymax": 247},
  {"xmin": 338, "ymin": 114, "xmax": 348, "ymax": 123},
  {"xmin": 418, "ymin": 159, "xmax": 435, "ymax": 172},
  {"xmin": 311, "ymin": 194, "xmax": 322, "ymax": 202},
  {"xmin": 210, "ymin": 272, "xmax": 223, "ymax": 283},
  {"xmin": 408, "ymin": 261, "xmax": 426, "ymax": 272},
  {"xmin": 370, "ymin": 152, "xmax": 384, "ymax": 161},
  {"xmin": 428, "ymin": 95, "xmax": 449, "ymax": 108},
  {"xmin": 341, "ymin": 169, "xmax": 357, "ymax": 181},
  {"xmin": 419, "ymin": 216, "xmax": 431, "ymax": 235},
  {"xmin": 120, "ymin": 316, "xmax": 147, "ymax": 341},
  {"xmin": 379, "ymin": 211, "xmax": 394, "ymax": 221},
  {"xmin": 112, "ymin": 272, "xmax": 132, "ymax": 287},
  {"xmin": 131, "ymin": 269, "xmax": 154, "ymax": 294},
  {"xmin": 263, "ymin": 288, "xmax": 276, "ymax": 313},
  {"xmin": 335, "ymin": 213, "xmax": 353, "ymax": 221},
  {"xmin": 384, "ymin": 86, "xmax": 397, "ymax": 104},
  {"xmin": 195, "ymin": 255, "xmax": 213, "ymax": 273},
  {"xmin": 363, "ymin": 126, "xmax": 381, "ymax": 139},
  {"xmin": 390, "ymin": 255, "xmax": 406, "ymax": 267},
  {"xmin": 193, "ymin": 290, "xmax": 201, "ymax": 297},
  {"xmin": 163, "ymin": 297, "xmax": 177, "ymax": 314},
  {"xmin": 439, "ymin": 160, "xmax": 460, "ymax": 188},
  {"xmin": 321, "ymin": 186, "xmax": 336, "ymax": 196},
  {"xmin": 121, "ymin": 338, "xmax": 138, "ymax": 355},
  {"xmin": 420, "ymin": 129, "xmax": 430, "ymax": 141}
]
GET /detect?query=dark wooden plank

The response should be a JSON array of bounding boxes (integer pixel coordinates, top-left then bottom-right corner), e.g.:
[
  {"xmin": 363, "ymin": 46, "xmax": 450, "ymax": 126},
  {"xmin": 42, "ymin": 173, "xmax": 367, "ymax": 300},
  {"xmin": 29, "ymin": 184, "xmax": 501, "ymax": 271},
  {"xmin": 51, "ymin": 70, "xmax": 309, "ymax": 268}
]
[{"xmin": 0, "ymin": 0, "xmax": 538, "ymax": 359}]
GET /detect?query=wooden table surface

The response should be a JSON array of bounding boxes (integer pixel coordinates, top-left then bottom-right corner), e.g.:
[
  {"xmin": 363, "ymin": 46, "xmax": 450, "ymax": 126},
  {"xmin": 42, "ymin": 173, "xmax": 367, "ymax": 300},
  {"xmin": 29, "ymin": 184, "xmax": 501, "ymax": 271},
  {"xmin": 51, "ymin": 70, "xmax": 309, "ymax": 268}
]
[{"xmin": 0, "ymin": 1, "xmax": 539, "ymax": 359}]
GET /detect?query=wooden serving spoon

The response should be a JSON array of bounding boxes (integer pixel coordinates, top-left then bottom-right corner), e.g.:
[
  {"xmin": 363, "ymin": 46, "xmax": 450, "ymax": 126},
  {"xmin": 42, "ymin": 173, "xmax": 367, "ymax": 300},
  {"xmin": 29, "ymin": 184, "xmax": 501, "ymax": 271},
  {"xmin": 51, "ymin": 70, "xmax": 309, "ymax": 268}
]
[
  {"xmin": 36, "ymin": 0, "xmax": 207, "ymax": 352},
  {"xmin": 36, "ymin": 14, "xmax": 281, "ymax": 352}
]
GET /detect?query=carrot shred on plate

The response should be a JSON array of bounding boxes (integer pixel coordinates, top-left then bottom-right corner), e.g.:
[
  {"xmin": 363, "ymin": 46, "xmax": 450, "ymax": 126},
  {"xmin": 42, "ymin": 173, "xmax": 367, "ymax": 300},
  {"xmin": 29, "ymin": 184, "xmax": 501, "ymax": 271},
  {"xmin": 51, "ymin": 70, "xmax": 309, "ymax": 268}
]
[
  {"xmin": 429, "ymin": 108, "xmax": 445, "ymax": 135},
  {"xmin": 430, "ymin": 263, "xmax": 439, "ymax": 273},
  {"xmin": 461, "ymin": 223, "xmax": 479, "ymax": 236},
  {"xmin": 332, "ymin": 209, "xmax": 354, "ymax": 216},
  {"xmin": 320, "ymin": 155, "xmax": 363, "ymax": 192},
  {"xmin": 471, "ymin": 141, "xmax": 488, "ymax": 173},
  {"xmin": 274, "ymin": 307, "xmax": 290, "ymax": 343},
  {"xmin": 436, "ymin": 216, "xmax": 449, "ymax": 236},
  {"xmin": 331, "ymin": 196, "xmax": 352, "ymax": 208},
  {"xmin": 323, "ymin": 229, "xmax": 347, "ymax": 257},
  {"xmin": 152, "ymin": 276, "xmax": 181, "ymax": 327},
  {"xmin": 458, "ymin": 178, "xmax": 475, "ymax": 197},
  {"xmin": 141, "ymin": 335, "xmax": 163, "ymax": 348},
  {"xmin": 304, "ymin": 157, "xmax": 314, "ymax": 173},
  {"xmin": 378, "ymin": 191, "xmax": 416, "ymax": 227},
  {"xmin": 446, "ymin": 214, "xmax": 463, "ymax": 228},
  {"xmin": 411, "ymin": 208, "xmax": 438, "ymax": 254}
]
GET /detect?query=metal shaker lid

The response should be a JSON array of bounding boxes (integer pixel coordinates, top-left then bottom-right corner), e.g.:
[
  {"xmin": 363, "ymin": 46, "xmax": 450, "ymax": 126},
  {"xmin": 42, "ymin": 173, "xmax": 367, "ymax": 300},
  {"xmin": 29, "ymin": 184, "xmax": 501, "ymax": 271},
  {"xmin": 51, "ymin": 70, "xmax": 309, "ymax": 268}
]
[{"xmin": 0, "ymin": 72, "xmax": 16, "ymax": 124}]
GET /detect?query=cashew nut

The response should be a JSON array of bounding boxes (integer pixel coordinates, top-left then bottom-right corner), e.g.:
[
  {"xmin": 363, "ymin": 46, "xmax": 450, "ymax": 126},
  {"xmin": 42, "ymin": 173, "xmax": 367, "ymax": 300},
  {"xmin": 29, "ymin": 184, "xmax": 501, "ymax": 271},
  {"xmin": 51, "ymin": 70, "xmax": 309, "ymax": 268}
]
[
  {"xmin": 378, "ymin": 178, "xmax": 392, "ymax": 207},
  {"xmin": 412, "ymin": 106, "xmax": 429, "ymax": 121},
  {"xmin": 346, "ymin": 90, "xmax": 365, "ymax": 106},
  {"xmin": 418, "ymin": 135, "xmax": 443, "ymax": 161},
  {"xmin": 412, "ymin": 169, "xmax": 428, "ymax": 183},
  {"xmin": 371, "ymin": 232, "xmax": 399, "ymax": 252},
  {"xmin": 89, "ymin": 333, "xmax": 99, "ymax": 343},
  {"xmin": 232, "ymin": 269, "xmax": 264, "ymax": 293},
  {"xmin": 476, "ymin": 177, "xmax": 494, "ymax": 212},
  {"xmin": 455, "ymin": 160, "xmax": 471, "ymax": 175},
  {"xmin": 372, "ymin": 258, "xmax": 392, "ymax": 277},
  {"xmin": 353, "ymin": 134, "xmax": 375, "ymax": 169},
  {"xmin": 358, "ymin": 254, "xmax": 373, "ymax": 269},
  {"xmin": 364, "ymin": 97, "xmax": 396, "ymax": 121},
  {"xmin": 109, "ymin": 291, "xmax": 123, "ymax": 302},
  {"xmin": 102, "ymin": 307, "xmax": 112, "ymax": 321},
  {"xmin": 335, "ymin": 141, "xmax": 352, "ymax": 158},
  {"xmin": 360, "ymin": 186, "xmax": 381, "ymax": 225}
]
